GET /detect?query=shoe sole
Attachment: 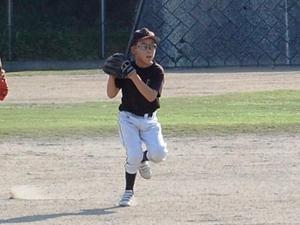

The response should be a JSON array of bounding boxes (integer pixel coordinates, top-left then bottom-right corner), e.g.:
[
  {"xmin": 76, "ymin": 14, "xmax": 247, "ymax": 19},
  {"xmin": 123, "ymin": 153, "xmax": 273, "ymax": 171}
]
[
  {"xmin": 119, "ymin": 199, "xmax": 135, "ymax": 207},
  {"xmin": 119, "ymin": 203, "xmax": 131, "ymax": 207},
  {"xmin": 140, "ymin": 174, "xmax": 151, "ymax": 179}
]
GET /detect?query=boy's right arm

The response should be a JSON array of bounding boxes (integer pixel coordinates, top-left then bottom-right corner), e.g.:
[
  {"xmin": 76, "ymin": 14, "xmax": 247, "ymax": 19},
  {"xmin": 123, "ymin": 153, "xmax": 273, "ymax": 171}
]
[{"xmin": 106, "ymin": 75, "xmax": 120, "ymax": 98}]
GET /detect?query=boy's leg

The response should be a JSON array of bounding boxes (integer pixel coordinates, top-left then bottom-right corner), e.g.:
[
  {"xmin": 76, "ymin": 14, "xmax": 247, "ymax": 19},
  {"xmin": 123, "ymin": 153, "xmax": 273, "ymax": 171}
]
[
  {"xmin": 142, "ymin": 151, "xmax": 148, "ymax": 162},
  {"xmin": 141, "ymin": 118, "xmax": 168, "ymax": 163},
  {"xmin": 118, "ymin": 112, "xmax": 143, "ymax": 206},
  {"xmin": 125, "ymin": 172, "xmax": 136, "ymax": 190},
  {"xmin": 119, "ymin": 172, "xmax": 136, "ymax": 207},
  {"xmin": 118, "ymin": 111, "xmax": 144, "ymax": 174}
]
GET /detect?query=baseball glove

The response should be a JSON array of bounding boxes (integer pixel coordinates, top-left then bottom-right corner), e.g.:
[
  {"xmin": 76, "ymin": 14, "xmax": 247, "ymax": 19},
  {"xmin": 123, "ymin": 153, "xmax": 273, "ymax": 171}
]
[
  {"xmin": 102, "ymin": 53, "xmax": 136, "ymax": 79},
  {"xmin": 0, "ymin": 74, "xmax": 8, "ymax": 101}
]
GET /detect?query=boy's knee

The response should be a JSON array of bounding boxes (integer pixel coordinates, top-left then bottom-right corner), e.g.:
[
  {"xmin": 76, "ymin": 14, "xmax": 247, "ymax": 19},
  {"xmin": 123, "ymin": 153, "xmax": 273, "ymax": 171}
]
[{"xmin": 148, "ymin": 146, "xmax": 168, "ymax": 163}]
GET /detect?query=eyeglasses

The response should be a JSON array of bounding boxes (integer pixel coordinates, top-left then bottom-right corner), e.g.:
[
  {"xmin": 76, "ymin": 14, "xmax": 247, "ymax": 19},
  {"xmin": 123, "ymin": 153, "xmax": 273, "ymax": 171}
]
[{"xmin": 137, "ymin": 43, "xmax": 157, "ymax": 51}]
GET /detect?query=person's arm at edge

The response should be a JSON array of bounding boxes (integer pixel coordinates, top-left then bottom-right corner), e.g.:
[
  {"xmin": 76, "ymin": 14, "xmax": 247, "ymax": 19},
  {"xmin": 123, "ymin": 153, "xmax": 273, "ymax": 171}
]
[{"xmin": 0, "ymin": 69, "xmax": 5, "ymax": 78}]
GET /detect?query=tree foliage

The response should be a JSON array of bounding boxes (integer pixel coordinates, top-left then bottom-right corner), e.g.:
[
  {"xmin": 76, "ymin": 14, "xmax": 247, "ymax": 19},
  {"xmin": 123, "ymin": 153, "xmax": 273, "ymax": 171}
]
[{"xmin": 0, "ymin": 0, "xmax": 138, "ymax": 60}]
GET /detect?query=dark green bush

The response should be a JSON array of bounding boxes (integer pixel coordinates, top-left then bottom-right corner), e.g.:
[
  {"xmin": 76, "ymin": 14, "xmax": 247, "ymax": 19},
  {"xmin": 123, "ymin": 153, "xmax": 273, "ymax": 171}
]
[{"xmin": 0, "ymin": 0, "xmax": 138, "ymax": 60}]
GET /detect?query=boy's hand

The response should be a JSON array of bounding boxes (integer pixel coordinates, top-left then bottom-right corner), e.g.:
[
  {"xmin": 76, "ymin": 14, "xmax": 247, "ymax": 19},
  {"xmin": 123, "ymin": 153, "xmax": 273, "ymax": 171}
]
[
  {"xmin": 102, "ymin": 53, "xmax": 134, "ymax": 79},
  {"xmin": 121, "ymin": 60, "xmax": 136, "ymax": 77}
]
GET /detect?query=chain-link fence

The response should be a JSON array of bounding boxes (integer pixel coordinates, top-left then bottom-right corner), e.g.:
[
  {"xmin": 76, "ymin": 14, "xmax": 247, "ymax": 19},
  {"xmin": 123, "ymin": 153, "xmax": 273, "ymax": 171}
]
[{"xmin": 138, "ymin": 0, "xmax": 300, "ymax": 67}]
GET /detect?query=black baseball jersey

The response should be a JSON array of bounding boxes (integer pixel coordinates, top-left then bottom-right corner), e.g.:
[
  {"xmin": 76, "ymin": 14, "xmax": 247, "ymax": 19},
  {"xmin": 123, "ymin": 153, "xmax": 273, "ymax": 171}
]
[{"xmin": 115, "ymin": 61, "xmax": 164, "ymax": 116}]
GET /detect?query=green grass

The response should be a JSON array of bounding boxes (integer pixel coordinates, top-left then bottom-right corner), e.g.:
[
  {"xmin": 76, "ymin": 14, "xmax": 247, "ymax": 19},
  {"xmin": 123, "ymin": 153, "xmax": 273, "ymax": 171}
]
[
  {"xmin": 160, "ymin": 90, "xmax": 300, "ymax": 134},
  {"xmin": 1, "ymin": 90, "xmax": 300, "ymax": 138},
  {"xmin": 0, "ymin": 102, "xmax": 119, "ymax": 137}
]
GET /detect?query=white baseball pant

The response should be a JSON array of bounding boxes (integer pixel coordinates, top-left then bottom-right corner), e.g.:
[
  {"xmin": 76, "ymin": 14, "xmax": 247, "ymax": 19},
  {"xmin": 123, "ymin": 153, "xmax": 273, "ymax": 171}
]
[{"xmin": 118, "ymin": 111, "xmax": 168, "ymax": 174}]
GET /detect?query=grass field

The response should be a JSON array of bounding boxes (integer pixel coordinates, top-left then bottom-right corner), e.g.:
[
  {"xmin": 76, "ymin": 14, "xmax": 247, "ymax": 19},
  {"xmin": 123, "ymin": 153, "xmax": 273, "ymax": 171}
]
[{"xmin": 1, "ymin": 90, "xmax": 300, "ymax": 138}]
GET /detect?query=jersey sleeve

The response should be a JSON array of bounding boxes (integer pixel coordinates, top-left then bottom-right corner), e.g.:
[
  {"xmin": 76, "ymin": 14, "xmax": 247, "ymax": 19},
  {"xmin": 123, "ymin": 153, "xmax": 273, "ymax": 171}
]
[
  {"xmin": 114, "ymin": 78, "xmax": 123, "ymax": 89},
  {"xmin": 150, "ymin": 65, "xmax": 164, "ymax": 97}
]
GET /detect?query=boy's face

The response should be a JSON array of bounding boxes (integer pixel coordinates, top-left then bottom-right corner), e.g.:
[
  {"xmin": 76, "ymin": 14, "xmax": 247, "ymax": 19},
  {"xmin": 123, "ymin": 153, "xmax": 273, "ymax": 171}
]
[{"xmin": 131, "ymin": 38, "xmax": 157, "ymax": 67}]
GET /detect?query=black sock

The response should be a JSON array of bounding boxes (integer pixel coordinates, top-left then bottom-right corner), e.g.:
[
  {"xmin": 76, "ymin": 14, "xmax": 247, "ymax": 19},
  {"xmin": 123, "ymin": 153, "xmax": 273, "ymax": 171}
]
[
  {"xmin": 125, "ymin": 172, "xmax": 136, "ymax": 191},
  {"xmin": 142, "ymin": 151, "xmax": 148, "ymax": 162}
]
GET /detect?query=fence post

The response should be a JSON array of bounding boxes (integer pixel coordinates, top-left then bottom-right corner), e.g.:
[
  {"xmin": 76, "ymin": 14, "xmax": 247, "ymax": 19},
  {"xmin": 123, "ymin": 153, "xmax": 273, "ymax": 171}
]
[
  {"xmin": 101, "ymin": 0, "xmax": 105, "ymax": 58},
  {"xmin": 285, "ymin": 0, "xmax": 290, "ymax": 65},
  {"xmin": 8, "ymin": 0, "xmax": 12, "ymax": 61}
]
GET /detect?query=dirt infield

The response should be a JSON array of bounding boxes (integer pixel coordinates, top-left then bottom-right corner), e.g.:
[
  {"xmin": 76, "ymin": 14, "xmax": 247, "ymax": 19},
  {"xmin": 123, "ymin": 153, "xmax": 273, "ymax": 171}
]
[
  {"xmin": 1, "ymin": 68, "xmax": 300, "ymax": 224},
  {"xmin": 4, "ymin": 67, "xmax": 300, "ymax": 104}
]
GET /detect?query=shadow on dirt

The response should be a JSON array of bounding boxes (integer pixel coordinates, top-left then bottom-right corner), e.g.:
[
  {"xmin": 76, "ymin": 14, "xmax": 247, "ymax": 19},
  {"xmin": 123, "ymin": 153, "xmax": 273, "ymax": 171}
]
[{"xmin": 0, "ymin": 206, "xmax": 120, "ymax": 224}]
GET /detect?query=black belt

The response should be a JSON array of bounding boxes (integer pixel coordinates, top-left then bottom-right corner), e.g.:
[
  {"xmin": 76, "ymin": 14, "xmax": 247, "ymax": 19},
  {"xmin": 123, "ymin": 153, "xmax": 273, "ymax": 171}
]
[
  {"xmin": 121, "ymin": 111, "xmax": 154, "ymax": 118},
  {"xmin": 134, "ymin": 112, "xmax": 153, "ymax": 118}
]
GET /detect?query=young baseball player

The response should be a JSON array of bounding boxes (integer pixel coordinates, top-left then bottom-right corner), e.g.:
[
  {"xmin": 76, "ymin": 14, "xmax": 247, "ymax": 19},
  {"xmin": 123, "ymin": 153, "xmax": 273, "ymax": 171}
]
[{"xmin": 106, "ymin": 28, "xmax": 168, "ymax": 206}]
